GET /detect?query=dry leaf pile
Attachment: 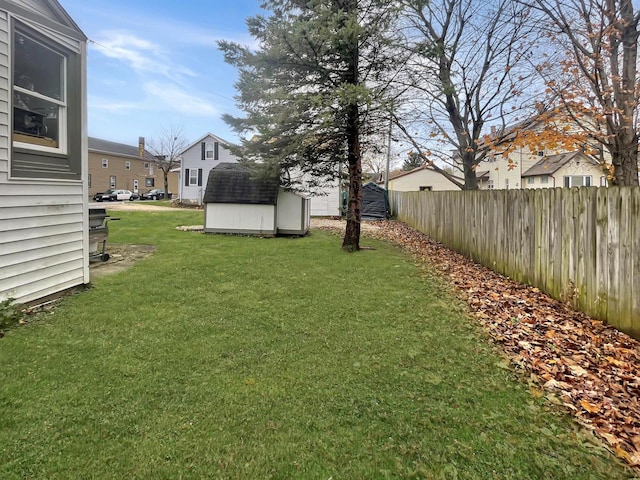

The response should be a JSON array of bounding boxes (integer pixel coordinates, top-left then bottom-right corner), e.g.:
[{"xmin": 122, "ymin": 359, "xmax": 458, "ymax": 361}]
[{"xmin": 325, "ymin": 220, "xmax": 640, "ymax": 468}]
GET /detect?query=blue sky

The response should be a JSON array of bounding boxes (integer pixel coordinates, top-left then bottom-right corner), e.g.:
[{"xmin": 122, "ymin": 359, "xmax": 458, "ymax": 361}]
[{"xmin": 60, "ymin": 0, "xmax": 263, "ymax": 147}]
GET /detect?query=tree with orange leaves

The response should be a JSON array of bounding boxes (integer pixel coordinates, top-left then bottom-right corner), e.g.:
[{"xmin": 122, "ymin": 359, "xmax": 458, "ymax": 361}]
[{"xmin": 524, "ymin": 0, "xmax": 640, "ymax": 186}]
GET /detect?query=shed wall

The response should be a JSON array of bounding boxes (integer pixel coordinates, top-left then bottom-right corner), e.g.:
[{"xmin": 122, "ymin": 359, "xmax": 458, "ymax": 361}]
[
  {"xmin": 277, "ymin": 189, "xmax": 310, "ymax": 234},
  {"xmin": 204, "ymin": 203, "xmax": 276, "ymax": 235}
]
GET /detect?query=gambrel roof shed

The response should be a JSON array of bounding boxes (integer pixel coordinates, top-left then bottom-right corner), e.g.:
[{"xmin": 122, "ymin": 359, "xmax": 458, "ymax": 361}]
[{"xmin": 203, "ymin": 163, "xmax": 279, "ymax": 205}]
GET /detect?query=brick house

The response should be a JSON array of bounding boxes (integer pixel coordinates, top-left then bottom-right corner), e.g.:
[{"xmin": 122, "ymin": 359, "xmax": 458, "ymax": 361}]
[{"xmin": 88, "ymin": 137, "xmax": 160, "ymax": 197}]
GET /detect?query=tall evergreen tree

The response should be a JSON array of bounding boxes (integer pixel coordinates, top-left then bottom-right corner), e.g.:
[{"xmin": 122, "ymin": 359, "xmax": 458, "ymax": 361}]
[{"xmin": 219, "ymin": 0, "xmax": 400, "ymax": 251}]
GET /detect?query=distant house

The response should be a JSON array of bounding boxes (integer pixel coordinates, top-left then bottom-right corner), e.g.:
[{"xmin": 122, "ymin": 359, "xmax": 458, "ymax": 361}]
[
  {"xmin": 0, "ymin": 0, "xmax": 88, "ymax": 304},
  {"xmin": 203, "ymin": 163, "xmax": 310, "ymax": 236},
  {"xmin": 521, "ymin": 151, "xmax": 606, "ymax": 188},
  {"xmin": 178, "ymin": 133, "xmax": 239, "ymax": 205},
  {"xmin": 385, "ymin": 166, "xmax": 462, "ymax": 192},
  {"xmin": 88, "ymin": 137, "xmax": 160, "ymax": 197}
]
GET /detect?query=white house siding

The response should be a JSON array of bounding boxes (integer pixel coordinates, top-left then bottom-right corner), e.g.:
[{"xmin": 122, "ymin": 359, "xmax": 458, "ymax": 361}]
[
  {"xmin": 204, "ymin": 203, "xmax": 276, "ymax": 235},
  {"xmin": 309, "ymin": 183, "xmax": 340, "ymax": 216},
  {"xmin": 388, "ymin": 169, "xmax": 461, "ymax": 192},
  {"xmin": 0, "ymin": 7, "xmax": 88, "ymax": 304},
  {"xmin": 553, "ymin": 161, "xmax": 605, "ymax": 188},
  {"xmin": 180, "ymin": 134, "xmax": 238, "ymax": 204}
]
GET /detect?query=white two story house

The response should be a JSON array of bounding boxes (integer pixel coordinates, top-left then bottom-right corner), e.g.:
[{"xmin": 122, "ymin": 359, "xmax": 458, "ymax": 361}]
[{"xmin": 178, "ymin": 133, "xmax": 239, "ymax": 205}]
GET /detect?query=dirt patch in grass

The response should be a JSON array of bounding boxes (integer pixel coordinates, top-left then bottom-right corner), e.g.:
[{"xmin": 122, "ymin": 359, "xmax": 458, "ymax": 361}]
[{"xmin": 89, "ymin": 244, "xmax": 156, "ymax": 279}]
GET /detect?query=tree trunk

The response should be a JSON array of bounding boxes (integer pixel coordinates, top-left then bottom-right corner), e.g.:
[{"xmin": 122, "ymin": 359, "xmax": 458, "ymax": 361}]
[
  {"xmin": 611, "ymin": 134, "xmax": 640, "ymax": 186},
  {"xmin": 341, "ymin": 0, "xmax": 362, "ymax": 252},
  {"xmin": 462, "ymin": 151, "xmax": 479, "ymax": 190},
  {"xmin": 342, "ymin": 106, "xmax": 362, "ymax": 252}
]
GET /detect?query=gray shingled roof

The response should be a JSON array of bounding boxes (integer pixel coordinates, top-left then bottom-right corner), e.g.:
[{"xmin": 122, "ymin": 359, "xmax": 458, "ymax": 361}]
[
  {"xmin": 203, "ymin": 163, "xmax": 280, "ymax": 205},
  {"xmin": 521, "ymin": 151, "xmax": 590, "ymax": 177},
  {"xmin": 88, "ymin": 137, "xmax": 155, "ymax": 160}
]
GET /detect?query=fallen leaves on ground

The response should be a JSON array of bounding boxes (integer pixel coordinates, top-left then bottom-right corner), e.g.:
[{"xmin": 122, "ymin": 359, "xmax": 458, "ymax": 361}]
[{"xmin": 316, "ymin": 219, "xmax": 640, "ymax": 469}]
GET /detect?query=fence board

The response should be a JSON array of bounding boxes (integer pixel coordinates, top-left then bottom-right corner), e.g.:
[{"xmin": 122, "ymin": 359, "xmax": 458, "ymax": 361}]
[{"xmin": 390, "ymin": 186, "xmax": 639, "ymax": 339}]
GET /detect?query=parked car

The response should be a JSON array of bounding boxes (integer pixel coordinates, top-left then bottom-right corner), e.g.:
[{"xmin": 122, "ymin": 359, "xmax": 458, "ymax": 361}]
[
  {"xmin": 140, "ymin": 189, "xmax": 170, "ymax": 200},
  {"xmin": 93, "ymin": 189, "xmax": 136, "ymax": 202}
]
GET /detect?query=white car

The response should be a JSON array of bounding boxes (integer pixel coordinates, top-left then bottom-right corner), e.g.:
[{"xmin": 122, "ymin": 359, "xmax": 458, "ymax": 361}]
[{"xmin": 93, "ymin": 189, "xmax": 136, "ymax": 202}]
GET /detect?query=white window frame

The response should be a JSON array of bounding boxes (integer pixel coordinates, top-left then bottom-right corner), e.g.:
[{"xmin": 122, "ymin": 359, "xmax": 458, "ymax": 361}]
[
  {"xmin": 125, "ymin": 161, "xmax": 131, "ymax": 170},
  {"xmin": 564, "ymin": 175, "xmax": 592, "ymax": 187},
  {"xmin": 540, "ymin": 175, "xmax": 549, "ymax": 184},
  {"xmin": 189, "ymin": 169, "xmax": 199, "ymax": 185},
  {"xmin": 504, "ymin": 178, "xmax": 509, "ymax": 189},
  {"xmin": 144, "ymin": 162, "xmax": 149, "ymax": 169},
  {"xmin": 527, "ymin": 177, "xmax": 534, "ymax": 185},
  {"xmin": 12, "ymin": 30, "xmax": 67, "ymax": 155},
  {"xmin": 487, "ymin": 179, "xmax": 494, "ymax": 190},
  {"xmin": 110, "ymin": 176, "xmax": 116, "ymax": 189},
  {"xmin": 205, "ymin": 142, "xmax": 214, "ymax": 159},
  {"xmin": 102, "ymin": 158, "xmax": 108, "ymax": 168}
]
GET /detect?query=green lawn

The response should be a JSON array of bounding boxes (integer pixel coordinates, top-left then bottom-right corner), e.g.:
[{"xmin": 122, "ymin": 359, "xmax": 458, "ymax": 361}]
[{"xmin": 0, "ymin": 211, "xmax": 634, "ymax": 479}]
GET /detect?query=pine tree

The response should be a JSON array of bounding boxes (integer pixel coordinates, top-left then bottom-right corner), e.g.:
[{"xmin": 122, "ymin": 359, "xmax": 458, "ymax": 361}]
[{"xmin": 219, "ymin": 0, "xmax": 400, "ymax": 251}]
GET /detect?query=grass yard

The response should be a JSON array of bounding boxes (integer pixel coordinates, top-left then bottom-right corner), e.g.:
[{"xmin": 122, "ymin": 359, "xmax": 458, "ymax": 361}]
[{"xmin": 0, "ymin": 210, "xmax": 635, "ymax": 479}]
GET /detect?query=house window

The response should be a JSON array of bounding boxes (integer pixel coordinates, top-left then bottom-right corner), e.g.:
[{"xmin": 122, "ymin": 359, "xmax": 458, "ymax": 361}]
[
  {"xmin": 527, "ymin": 177, "xmax": 534, "ymax": 185},
  {"xmin": 204, "ymin": 141, "xmax": 220, "ymax": 160},
  {"xmin": 102, "ymin": 158, "xmax": 108, "ymax": 168},
  {"xmin": 145, "ymin": 178, "xmax": 154, "ymax": 187},
  {"xmin": 537, "ymin": 151, "xmax": 545, "ymax": 157},
  {"xmin": 487, "ymin": 180, "xmax": 494, "ymax": 189},
  {"xmin": 600, "ymin": 176, "xmax": 607, "ymax": 187},
  {"xmin": 505, "ymin": 179, "xmax": 509, "ymax": 189},
  {"xmin": 88, "ymin": 174, "xmax": 91, "ymax": 188},
  {"xmin": 185, "ymin": 168, "xmax": 203, "ymax": 187},
  {"xmin": 541, "ymin": 175, "xmax": 549, "ymax": 184},
  {"xmin": 564, "ymin": 175, "xmax": 592, "ymax": 187},
  {"xmin": 189, "ymin": 169, "xmax": 199, "ymax": 185},
  {"xmin": 10, "ymin": 22, "xmax": 81, "ymax": 180},
  {"xmin": 144, "ymin": 162, "xmax": 150, "ymax": 169},
  {"xmin": 110, "ymin": 176, "xmax": 116, "ymax": 188},
  {"xmin": 419, "ymin": 186, "xmax": 432, "ymax": 191},
  {"xmin": 125, "ymin": 161, "xmax": 131, "ymax": 170},
  {"xmin": 13, "ymin": 29, "xmax": 66, "ymax": 154}
]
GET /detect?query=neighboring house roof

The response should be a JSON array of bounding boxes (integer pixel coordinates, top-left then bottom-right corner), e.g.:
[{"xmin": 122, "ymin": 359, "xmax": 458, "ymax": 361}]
[
  {"xmin": 521, "ymin": 151, "xmax": 595, "ymax": 177},
  {"xmin": 180, "ymin": 132, "xmax": 236, "ymax": 156},
  {"xmin": 203, "ymin": 163, "xmax": 280, "ymax": 205},
  {"xmin": 88, "ymin": 137, "xmax": 155, "ymax": 160},
  {"xmin": 376, "ymin": 165, "xmax": 480, "ymax": 185},
  {"xmin": 475, "ymin": 170, "xmax": 490, "ymax": 179}
]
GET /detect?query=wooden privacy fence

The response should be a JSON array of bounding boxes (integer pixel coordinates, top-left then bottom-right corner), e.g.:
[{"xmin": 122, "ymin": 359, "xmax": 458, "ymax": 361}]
[{"xmin": 390, "ymin": 187, "xmax": 640, "ymax": 340}]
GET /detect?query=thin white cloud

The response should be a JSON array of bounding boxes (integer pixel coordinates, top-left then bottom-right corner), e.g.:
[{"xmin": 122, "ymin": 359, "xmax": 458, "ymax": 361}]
[
  {"xmin": 144, "ymin": 82, "xmax": 220, "ymax": 117},
  {"xmin": 89, "ymin": 94, "xmax": 144, "ymax": 113},
  {"xmin": 91, "ymin": 30, "xmax": 196, "ymax": 83}
]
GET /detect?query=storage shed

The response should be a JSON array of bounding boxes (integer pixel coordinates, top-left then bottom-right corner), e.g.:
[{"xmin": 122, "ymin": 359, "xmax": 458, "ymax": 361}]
[
  {"xmin": 0, "ymin": 0, "xmax": 88, "ymax": 304},
  {"xmin": 203, "ymin": 163, "xmax": 309, "ymax": 236},
  {"xmin": 361, "ymin": 182, "xmax": 390, "ymax": 220}
]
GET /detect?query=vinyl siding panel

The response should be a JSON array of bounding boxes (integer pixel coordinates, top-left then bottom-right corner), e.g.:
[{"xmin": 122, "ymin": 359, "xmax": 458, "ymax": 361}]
[{"xmin": 0, "ymin": 5, "xmax": 87, "ymax": 304}]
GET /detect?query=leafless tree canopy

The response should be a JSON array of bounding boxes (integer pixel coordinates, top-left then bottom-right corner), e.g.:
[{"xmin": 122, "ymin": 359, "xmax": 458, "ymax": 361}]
[
  {"xmin": 393, "ymin": 0, "xmax": 543, "ymax": 189},
  {"xmin": 147, "ymin": 125, "xmax": 189, "ymax": 198}
]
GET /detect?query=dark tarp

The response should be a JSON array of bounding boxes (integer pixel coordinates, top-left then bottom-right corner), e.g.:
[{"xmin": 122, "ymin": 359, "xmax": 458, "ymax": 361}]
[{"xmin": 361, "ymin": 182, "xmax": 389, "ymax": 220}]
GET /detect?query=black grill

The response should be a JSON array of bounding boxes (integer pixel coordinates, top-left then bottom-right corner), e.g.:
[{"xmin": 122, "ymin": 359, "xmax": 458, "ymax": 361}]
[{"xmin": 88, "ymin": 208, "xmax": 119, "ymax": 262}]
